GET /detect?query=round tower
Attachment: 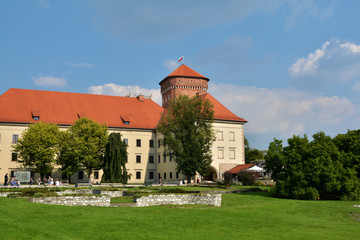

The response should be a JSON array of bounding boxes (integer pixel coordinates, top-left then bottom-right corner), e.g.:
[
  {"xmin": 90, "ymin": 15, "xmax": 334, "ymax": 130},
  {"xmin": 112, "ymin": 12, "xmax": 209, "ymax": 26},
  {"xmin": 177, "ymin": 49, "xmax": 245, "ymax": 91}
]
[{"xmin": 159, "ymin": 64, "xmax": 209, "ymax": 108}]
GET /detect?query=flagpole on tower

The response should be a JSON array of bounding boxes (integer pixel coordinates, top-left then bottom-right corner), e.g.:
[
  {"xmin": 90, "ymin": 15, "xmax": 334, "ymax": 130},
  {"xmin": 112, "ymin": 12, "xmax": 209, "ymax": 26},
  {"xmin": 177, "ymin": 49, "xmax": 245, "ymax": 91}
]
[{"xmin": 178, "ymin": 56, "xmax": 184, "ymax": 65}]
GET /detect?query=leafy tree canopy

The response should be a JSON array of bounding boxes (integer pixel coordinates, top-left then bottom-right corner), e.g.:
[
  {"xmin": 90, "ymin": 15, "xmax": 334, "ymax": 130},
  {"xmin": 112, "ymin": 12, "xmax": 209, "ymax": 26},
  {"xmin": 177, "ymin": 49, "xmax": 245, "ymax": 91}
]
[
  {"xmin": 265, "ymin": 131, "xmax": 360, "ymax": 200},
  {"xmin": 14, "ymin": 122, "xmax": 61, "ymax": 179},
  {"xmin": 102, "ymin": 132, "xmax": 129, "ymax": 183},
  {"xmin": 158, "ymin": 95, "xmax": 215, "ymax": 178},
  {"xmin": 59, "ymin": 118, "xmax": 108, "ymax": 178}
]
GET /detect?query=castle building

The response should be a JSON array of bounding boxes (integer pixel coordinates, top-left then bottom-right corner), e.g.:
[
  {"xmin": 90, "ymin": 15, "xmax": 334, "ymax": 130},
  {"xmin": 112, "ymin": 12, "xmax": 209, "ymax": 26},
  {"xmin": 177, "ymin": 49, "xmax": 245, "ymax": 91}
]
[{"xmin": 0, "ymin": 65, "xmax": 247, "ymax": 184}]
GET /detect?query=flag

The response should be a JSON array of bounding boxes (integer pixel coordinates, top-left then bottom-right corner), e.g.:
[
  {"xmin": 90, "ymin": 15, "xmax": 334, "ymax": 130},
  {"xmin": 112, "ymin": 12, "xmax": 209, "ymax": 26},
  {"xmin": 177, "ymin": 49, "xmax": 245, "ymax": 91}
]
[{"xmin": 178, "ymin": 56, "xmax": 183, "ymax": 62}]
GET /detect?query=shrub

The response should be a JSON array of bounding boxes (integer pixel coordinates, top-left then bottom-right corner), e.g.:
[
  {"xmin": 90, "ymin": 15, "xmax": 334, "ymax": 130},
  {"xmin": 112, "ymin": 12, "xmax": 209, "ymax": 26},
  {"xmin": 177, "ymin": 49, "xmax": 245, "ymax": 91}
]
[
  {"xmin": 237, "ymin": 171, "xmax": 256, "ymax": 186},
  {"xmin": 158, "ymin": 188, "xmax": 186, "ymax": 193},
  {"xmin": 223, "ymin": 171, "xmax": 234, "ymax": 185}
]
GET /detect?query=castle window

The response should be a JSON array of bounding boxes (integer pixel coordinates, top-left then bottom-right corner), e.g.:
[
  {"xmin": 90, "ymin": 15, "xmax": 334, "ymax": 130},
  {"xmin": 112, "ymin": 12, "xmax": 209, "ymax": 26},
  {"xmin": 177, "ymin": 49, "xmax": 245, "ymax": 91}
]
[
  {"xmin": 136, "ymin": 139, "xmax": 141, "ymax": 147},
  {"xmin": 94, "ymin": 171, "xmax": 99, "ymax": 180},
  {"xmin": 123, "ymin": 138, "xmax": 128, "ymax": 145},
  {"xmin": 136, "ymin": 155, "xmax": 141, "ymax": 163},
  {"xmin": 11, "ymin": 152, "xmax": 18, "ymax": 161},
  {"xmin": 217, "ymin": 131, "xmax": 223, "ymax": 141},
  {"xmin": 149, "ymin": 171, "xmax": 154, "ymax": 180},
  {"xmin": 149, "ymin": 139, "xmax": 154, "ymax": 148},
  {"xmin": 12, "ymin": 134, "xmax": 19, "ymax": 144},
  {"xmin": 149, "ymin": 155, "xmax": 154, "ymax": 164},
  {"xmin": 229, "ymin": 132, "xmax": 235, "ymax": 141},
  {"xmin": 136, "ymin": 171, "xmax": 141, "ymax": 179},
  {"xmin": 230, "ymin": 148, "xmax": 236, "ymax": 159},
  {"xmin": 218, "ymin": 148, "xmax": 224, "ymax": 159}
]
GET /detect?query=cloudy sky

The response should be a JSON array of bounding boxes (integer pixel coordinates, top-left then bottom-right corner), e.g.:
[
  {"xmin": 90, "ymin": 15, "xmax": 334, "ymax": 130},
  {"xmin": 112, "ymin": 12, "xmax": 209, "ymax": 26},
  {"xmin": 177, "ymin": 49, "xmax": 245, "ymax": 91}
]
[{"xmin": 1, "ymin": 0, "xmax": 359, "ymax": 149}]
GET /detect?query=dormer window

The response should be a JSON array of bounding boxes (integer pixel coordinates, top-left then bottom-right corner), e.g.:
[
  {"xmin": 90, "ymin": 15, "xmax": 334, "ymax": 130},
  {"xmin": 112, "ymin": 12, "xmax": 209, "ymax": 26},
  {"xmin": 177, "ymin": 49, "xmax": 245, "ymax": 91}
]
[
  {"xmin": 121, "ymin": 115, "xmax": 130, "ymax": 125},
  {"xmin": 31, "ymin": 110, "xmax": 40, "ymax": 121},
  {"xmin": 77, "ymin": 112, "xmax": 86, "ymax": 119}
]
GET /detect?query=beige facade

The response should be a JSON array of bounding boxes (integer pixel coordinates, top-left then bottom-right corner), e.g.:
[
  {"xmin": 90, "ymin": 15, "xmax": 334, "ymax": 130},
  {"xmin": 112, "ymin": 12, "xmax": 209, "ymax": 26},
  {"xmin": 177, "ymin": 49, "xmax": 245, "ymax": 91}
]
[
  {"xmin": 0, "ymin": 120, "xmax": 245, "ymax": 184},
  {"xmin": 0, "ymin": 65, "xmax": 246, "ymax": 185}
]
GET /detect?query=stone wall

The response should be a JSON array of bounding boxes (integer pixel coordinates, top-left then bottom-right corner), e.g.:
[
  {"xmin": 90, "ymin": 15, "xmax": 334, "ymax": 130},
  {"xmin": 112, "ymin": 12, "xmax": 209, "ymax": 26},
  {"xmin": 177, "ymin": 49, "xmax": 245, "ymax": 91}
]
[
  {"xmin": 0, "ymin": 192, "xmax": 20, "ymax": 197},
  {"xmin": 29, "ymin": 196, "xmax": 110, "ymax": 207},
  {"xmin": 135, "ymin": 194, "xmax": 222, "ymax": 207},
  {"xmin": 58, "ymin": 189, "xmax": 124, "ymax": 197}
]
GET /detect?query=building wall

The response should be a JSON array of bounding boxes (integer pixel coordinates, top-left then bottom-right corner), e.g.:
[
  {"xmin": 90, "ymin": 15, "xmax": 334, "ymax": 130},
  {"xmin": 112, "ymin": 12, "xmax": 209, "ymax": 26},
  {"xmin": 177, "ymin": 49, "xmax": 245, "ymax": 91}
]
[
  {"xmin": 0, "ymin": 124, "xmax": 28, "ymax": 182},
  {"xmin": 109, "ymin": 128, "xmax": 157, "ymax": 184},
  {"xmin": 0, "ymin": 120, "xmax": 245, "ymax": 185},
  {"xmin": 0, "ymin": 123, "xmax": 159, "ymax": 185},
  {"xmin": 212, "ymin": 120, "xmax": 245, "ymax": 178}
]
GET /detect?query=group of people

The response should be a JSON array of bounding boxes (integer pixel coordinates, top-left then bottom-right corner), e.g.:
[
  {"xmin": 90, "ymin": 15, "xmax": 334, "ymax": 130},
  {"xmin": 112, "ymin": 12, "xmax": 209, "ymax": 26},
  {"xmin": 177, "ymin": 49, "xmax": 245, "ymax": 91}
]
[
  {"xmin": 3, "ymin": 174, "xmax": 21, "ymax": 187},
  {"xmin": 39, "ymin": 176, "xmax": 62, "ymax": 186},
  {"xmin": 3, "ymin": 173, "xmax": 64, "ymax": 187}
]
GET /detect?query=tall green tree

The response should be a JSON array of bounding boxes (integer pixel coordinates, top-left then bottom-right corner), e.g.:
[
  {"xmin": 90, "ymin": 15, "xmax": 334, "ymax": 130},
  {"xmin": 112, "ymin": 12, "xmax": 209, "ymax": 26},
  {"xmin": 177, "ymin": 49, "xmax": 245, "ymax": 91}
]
[
  {"xmin": 158, "ymin": 95, "xmax": 215, "ymax": 179},
  {"xmin": 102, "ymin": 132, "xmax": 129, "ymax": 183},
  {"xmin": 265, "ymin": 132, "xmax": 360, "ymax": 200},
  {"xmin": 14, "ymin": 122, "xmax": 61, "ymax": 179},
  {"xmin": 58, "ymin": 118, "xmax": 108, "ymax": 180},
  {"xmin": 57, "ymin": 130, "xmax": 81, "ymax": 183},
  {"xmin": 334, "ymin": 129, "xmax": 360, "ymax": 179}
]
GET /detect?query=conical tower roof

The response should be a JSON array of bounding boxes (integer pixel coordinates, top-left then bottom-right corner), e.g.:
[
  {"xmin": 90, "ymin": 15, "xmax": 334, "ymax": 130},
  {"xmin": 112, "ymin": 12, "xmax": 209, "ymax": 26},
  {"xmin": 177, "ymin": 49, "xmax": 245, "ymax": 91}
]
[{"xmin": 159, "ymin": 64, "xmax": 209, "ymax": 85}]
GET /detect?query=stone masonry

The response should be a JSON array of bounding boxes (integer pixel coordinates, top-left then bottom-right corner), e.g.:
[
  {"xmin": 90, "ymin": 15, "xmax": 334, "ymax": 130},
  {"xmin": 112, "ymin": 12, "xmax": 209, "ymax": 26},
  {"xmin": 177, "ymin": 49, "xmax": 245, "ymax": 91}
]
[{"xmin": 135, "ymin": 194, "xmax": 222, "ymax": 207}]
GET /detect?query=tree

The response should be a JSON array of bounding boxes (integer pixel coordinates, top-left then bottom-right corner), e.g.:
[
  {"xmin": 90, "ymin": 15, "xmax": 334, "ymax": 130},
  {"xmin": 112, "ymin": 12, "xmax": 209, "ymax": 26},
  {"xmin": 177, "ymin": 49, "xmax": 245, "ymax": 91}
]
[
  {"xmin": 158, "ymin": 95, "xmax": 215, "ymax": 179},
  {"xmin": 57, "ymin": 131, "xmax": 80, "ymax": 183},
  {"xmin": 265, "ymin": 132, "xmax": 360, "ymax": 200},
  {"xmin": 14, "ymin": 122, "xmax": 61, "ymax": 180},
  {"xmin": 102, "ymin": 132, "xmax": 129, "ymax": 183},
  {"xmin": 334, "ymin": 129, "xmax": 360, "ymax": 179},
  {"xmin": 244, "ymin": 137, "xmax": 265, "ymax": 163},
  {"xmin": 58, "ymin": 118, "xmax": 108, "ymax": 180}
]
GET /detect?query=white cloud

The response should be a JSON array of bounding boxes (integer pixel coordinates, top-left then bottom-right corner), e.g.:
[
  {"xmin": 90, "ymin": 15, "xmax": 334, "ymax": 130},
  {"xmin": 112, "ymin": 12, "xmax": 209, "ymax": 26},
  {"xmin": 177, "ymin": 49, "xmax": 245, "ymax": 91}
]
[
  {"xmin": 66, "ymin": 62, "xmax": 95, "ymax": 68},
  {"xmin": 208, "ymin": 83, "xmax": 359, "ymax": 148},
  {"xmin": 288, "ymin": 41, "xmax": 330, "ymax": 77},
  {"xmin": 288, "ymin": 40, "xmax": 360, "ymax": 92},
  {"xmin": 87, "ymin": 82, "xmax": 360, "ymax": 149},
  {"xmin": 163, "ymin": 60, "xmax": 179, "ymax": 71},
  {"xmin": 33, "ymin": 75, "xmax": 66, "ymax": 87},
  {"xmin": 340, "ymin": 42, "xmax": 360, "ymax": 53},
  {"xmin": 88, "ymin": 83, "xmax": 162, "ymax": 104}
]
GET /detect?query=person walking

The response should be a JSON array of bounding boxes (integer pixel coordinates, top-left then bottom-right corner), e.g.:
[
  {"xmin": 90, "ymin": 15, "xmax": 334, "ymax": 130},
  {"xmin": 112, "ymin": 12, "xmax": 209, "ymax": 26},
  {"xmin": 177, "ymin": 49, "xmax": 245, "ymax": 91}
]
[{"xmin": 4, "ymin": 173, "xmax": 8, "ymax": 186}]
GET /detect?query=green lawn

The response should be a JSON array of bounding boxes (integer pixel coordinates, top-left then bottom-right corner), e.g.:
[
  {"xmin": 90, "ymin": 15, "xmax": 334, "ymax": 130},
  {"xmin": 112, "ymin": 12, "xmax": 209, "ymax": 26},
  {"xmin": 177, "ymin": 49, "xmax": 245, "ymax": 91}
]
[{"xmin": 0, "ymin": 192, "xmax": 359, "ymax": 240}]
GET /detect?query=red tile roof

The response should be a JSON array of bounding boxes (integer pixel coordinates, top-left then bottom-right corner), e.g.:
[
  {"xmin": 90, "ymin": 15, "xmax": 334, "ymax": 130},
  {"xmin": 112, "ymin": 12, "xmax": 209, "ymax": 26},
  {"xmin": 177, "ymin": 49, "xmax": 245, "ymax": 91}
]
[
  {"xmin": 228, "ymin": 164, "xmax": 255, "ymax": 174},
  {"xmin": 159, "ymin": 64, "xmax": 209, "ymax": 85},
  {"xmin": 203, "ymin": 93, "xmax": 247, "ymax": 122},
  {"xmin": 0, "ymin": 88, "xmax": 164, "ymax": 129}
]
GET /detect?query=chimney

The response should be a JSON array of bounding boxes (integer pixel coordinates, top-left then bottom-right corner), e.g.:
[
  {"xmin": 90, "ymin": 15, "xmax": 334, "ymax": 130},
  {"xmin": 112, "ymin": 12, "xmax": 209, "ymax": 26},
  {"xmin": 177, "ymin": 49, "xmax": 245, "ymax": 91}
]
[{"xmin": 137, "ymin": 95, "xmax": 144, "ymax": 102}]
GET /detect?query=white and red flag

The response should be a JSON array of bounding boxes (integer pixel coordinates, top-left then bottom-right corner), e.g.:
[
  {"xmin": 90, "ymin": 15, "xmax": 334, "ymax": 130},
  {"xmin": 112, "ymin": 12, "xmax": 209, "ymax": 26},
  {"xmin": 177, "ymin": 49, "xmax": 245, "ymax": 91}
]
[{"xmin": 178, "ymin": 56, "xmax": 183, "ymax": 63}]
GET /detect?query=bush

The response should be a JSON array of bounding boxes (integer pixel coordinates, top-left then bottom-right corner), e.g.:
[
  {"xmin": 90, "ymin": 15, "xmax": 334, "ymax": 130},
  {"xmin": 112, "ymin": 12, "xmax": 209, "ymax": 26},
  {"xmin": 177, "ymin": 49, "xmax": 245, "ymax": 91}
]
[
  {"xmin": 237, "ymin": 171, "xmax": 256, "ymax": 186},
  {"xmin": 223, "ymin": 171, "xmax": 234, "ymax": 185},
  {"xmin": 158, "ymin": 188, "xmax": 186, "ymax": 193}
]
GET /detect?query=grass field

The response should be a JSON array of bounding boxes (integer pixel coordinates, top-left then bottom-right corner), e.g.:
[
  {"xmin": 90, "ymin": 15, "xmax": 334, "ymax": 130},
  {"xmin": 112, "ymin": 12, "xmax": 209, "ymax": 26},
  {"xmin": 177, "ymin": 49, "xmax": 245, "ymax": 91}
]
[{"xmin": 0, "ymin": 191, "xmax": 359, "ymax": 240}]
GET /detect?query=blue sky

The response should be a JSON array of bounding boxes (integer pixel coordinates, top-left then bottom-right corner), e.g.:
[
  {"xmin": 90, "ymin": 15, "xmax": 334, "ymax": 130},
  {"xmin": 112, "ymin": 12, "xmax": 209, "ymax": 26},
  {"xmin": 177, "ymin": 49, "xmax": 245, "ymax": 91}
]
[{"xmin": 1, "ymin": 0, "xmax": 359, "ymax": 150}]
